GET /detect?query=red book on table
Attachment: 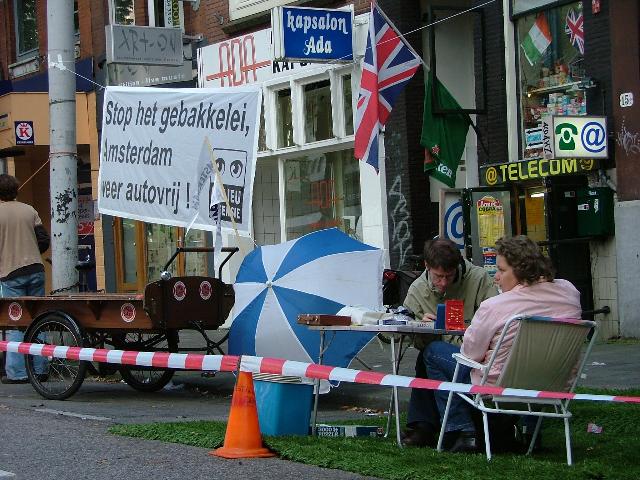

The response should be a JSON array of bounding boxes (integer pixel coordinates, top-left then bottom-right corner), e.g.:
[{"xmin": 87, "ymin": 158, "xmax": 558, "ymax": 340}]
[{"xmin": 445, "ymin": 300, "xmax": 465, "ymax": 331}]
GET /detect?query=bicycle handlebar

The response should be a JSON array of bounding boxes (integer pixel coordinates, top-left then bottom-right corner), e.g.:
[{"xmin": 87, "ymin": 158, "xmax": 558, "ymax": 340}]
[{"xmin": 162, "ymin": 246, "xmax": 240, "ymax": 278}]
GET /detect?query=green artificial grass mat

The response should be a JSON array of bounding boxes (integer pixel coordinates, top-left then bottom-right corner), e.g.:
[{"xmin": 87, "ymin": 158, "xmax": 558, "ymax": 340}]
[{"xmin": 109, "ymin": 388, "xmax": 640, "ymax": 480}]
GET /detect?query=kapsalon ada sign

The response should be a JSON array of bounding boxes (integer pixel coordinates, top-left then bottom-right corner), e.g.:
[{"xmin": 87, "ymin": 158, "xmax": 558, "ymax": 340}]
[{"xmin": 272, "ymin": 6, "xmax": 354, "ymax": 62}]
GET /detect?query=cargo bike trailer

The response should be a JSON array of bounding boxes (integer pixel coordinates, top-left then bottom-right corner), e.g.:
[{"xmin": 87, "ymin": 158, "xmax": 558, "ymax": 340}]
[{"xmin": 0, "ymin": 246, "xmax": 238, "ymax": 400}]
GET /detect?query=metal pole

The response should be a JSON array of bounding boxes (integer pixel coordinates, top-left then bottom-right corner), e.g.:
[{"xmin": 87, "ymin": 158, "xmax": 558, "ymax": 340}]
[{"xmin": 48, "ymin": 0, "xmax": 78, "ymax": 293}]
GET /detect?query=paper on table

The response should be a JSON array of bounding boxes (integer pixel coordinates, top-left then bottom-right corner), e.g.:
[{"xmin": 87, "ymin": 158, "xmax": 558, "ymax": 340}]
[{"xmin": 336, "ymin": 306, "xmax": 393, "ymax": 326}]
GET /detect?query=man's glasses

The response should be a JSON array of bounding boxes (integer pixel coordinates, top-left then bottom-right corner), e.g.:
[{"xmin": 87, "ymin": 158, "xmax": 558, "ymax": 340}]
[{"xmin": 429, "ymin": 270, "xmax": 457, "ymax": 282}]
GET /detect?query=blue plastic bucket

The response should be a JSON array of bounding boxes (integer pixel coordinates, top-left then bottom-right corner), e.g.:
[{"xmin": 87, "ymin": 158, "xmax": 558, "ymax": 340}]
[{"xmin": 253, "ymin": 375, "xmax": 313, "ymax": 436}]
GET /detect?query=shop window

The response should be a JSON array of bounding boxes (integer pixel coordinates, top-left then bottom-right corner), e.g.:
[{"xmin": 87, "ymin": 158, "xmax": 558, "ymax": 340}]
[
  {"xmin": 111, "ymin": 0, "xmax": 135, "ymax": 25},
  {"xmin": 253, "ymin": 159, "xmax": 282, "ymax": 245},
  {"xmin": 14, "ymin": 0, "xmax": 38, "ymax": 59},
  {"xmin": 149, "ymin": 0, "xmax": 183, "ymax": 29},
  {"xmin": 517, "ymin": 1, "xmax": 585, "ymax": 160},
  {"xmin": 524, "ymin": 187, "xmax": 547, "ymax": 242},
  {"xmin": 114, "ymin": 219, "xmax": 208, "ymax": 292},
  {"xmin": 512, "ymin": 1, "xmax": 557, "ymax": 17},
  {"xmin": 304, "ymin": 80, "xmax": 333, "ymax": 143},
  {"xmin": 258, "ymin": 100, "xmax": 267, "ymax": 151},
  {"xmin": 184, "ymin": 229, "xmax": 208, "ymax": 276},
  {"xmin": 276, "ymin": 88, "xmax": 294, "ymax": 148},
  {"xmin": 145, "ymin": 224, "xmax": 180, "ymax": 281},
  {"xmin": 284, "ymin": 149, "xmax": 361, "ymax": 240},
  {"xmin": 342, "ymin": 74, "xmax": 354, "ymax": 136},
  {"xmin": 74, "ymin": 1, "xmax": 79, "ymax": 36},
  {"xmin": 115, "ymin": 218, "xmax": 143, "ymax": 291}
]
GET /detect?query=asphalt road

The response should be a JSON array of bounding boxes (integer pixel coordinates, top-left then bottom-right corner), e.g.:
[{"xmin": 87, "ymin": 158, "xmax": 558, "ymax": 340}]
[
  {"xmin": 0, "ymin": 377, "xmax": 380, "ymax": 480},
  {"xmin": 0, "ymin": 333, "xmax": 637, "ymax": 479}
]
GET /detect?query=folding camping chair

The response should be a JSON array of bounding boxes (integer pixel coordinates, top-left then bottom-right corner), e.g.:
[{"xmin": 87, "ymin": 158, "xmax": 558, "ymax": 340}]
[{"xmin": 436, "ymin": 315, "xmax": 597, "ymax": 465}]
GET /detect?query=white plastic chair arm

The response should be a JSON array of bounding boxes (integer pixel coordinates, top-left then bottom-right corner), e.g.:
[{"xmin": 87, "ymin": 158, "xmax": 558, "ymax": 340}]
[{"xmin": 452, "ymin": 353, "xmax": 488, "ymax": 372}]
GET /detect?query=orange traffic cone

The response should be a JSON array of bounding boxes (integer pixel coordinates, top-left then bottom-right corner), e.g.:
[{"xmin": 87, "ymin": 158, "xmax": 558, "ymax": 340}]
[{"xmin": 211, "ymin": 371, "xmax": 276, "ymax": 459}]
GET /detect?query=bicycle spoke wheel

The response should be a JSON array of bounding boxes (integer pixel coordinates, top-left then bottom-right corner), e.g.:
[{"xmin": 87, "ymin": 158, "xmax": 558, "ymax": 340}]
[
  {"xmin": 116, "ymin": 331, "xmax": 178, "ymax": 392},
  {"xmin": 25, "ymin": 313, "xmax": 87, "ymax": 400}
]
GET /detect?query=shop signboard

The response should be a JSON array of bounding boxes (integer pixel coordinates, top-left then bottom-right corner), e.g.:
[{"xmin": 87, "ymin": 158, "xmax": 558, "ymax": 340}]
[
  {"xmin": 0, "ymin": 113, "xmax": 9, "ymax": 131},
  {"xmin": 272, "ymin": 6, "xmax": 353, "ymax": 63},
  {"xmin": 480, "ymin": 157, "xmax": 600, "ymax": 186},
  {"xmin": 438, "ymin": 189, "xmax": 465, "ymax": 254},
  {"xmin": 197, "ymin": 28, "xmax": 317, "ymax": 88},
  {"xmin": 14, "ymin": 121, "xmax": 34, "ymax": 145},
  {"xmin": 98, "ymin": 86, "xmax": 262, "ymax": 235},
  {"xmin": 78, "ymin": 195, "xmax": 96, "ymax": 235},
  {"xmin": 106, "ymin": 25, "xmax": 183, "ymax": 66},
  {"xmin": 552, "ymin": 115, "xmax": 608, "ymax": 158},
  {"xmin": 107, "ymin": 61, "xmax": 193, "ymax": 87},
  {"xmin": 163, "ymin": 0, "xmax": 182, "ymax": 29}
]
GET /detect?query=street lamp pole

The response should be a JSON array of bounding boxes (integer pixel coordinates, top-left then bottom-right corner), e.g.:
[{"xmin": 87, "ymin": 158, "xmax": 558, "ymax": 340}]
[{"xmin": 47, "ymin": 0, "xmax": 78, "ymax": 293}]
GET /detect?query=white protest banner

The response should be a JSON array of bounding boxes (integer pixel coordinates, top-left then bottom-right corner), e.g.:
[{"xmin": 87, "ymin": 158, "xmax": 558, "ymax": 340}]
[{"xmin": 98, "ymin": 86, "xmax": 261, "ymax": 235}]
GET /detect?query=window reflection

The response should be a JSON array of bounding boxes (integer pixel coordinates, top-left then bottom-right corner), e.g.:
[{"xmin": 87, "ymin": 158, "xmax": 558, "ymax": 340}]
[
  {"xmin": 113, "ymin": 0, "xmax": 135, "ymax": 25},
  {"xmin": 145, "ymin": 224, "xmax": 179, "ymax": 281},
  {"xmin": 258, "ymin": 100, "xmax": 267, "ymax": 151},
  {"xmin": 284, "ymin": 149, "xmax": 361, "ymax": 240},
  {"xmin": 304, "ymin": 80, "xmax": 333, "ymax": 143},
  {"xmin": 184, "ymin": 229, "xmax": 208, "ymax": 276},
  {"xmin": 342, "ymin": 75, "xmax": 354, "ymax": 136},
  {"xmin": 276, "ymin": 89, "xmax": 294, "ymax": 148},
  {"xmin": 15, "ymin": 0, "xmax": 38, "ymax": 56},
  {"xmin": 121, "ymin": 218, "xmax": 138, "ymax": 284}
]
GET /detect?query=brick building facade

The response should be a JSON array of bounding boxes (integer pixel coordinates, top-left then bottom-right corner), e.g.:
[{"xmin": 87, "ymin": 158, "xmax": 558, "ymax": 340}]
[{"xmin": 1, "ymin": 0, "xmax": 638, "ymax": 337}]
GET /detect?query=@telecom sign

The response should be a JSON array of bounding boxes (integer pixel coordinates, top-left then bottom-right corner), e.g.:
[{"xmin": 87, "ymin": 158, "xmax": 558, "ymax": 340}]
[
  {"xmin": 272, "ymin": 6, "xmax": 353, "ymax": 62},
  {"xmin": 552, "ymin": 116, "xmax": 608, "ymax": 159}
]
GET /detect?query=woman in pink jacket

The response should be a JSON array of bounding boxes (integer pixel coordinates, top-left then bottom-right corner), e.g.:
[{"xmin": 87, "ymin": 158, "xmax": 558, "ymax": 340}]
[{"xmin": 422, "ymin": 235, "xmax": 582, "ymax": 453}]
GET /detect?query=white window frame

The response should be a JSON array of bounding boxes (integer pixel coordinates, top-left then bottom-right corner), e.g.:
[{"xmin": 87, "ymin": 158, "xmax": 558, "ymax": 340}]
[
  {"xmin": 229, "ymin": 0, "xmax": 295, "ymax": 22},
  {"xmin": 14, "ymin": 0, "xmax": 38, "ymax": 61},
  {"xmin": 108, "ymin": 0, "xmax": 136, "ymax": 25}
]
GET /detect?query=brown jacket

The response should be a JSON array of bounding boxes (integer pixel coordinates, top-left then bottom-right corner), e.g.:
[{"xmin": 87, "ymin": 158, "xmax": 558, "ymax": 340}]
[{"xmin": 0, "ymin": 200, "xmax": 45, "ymax": 279}]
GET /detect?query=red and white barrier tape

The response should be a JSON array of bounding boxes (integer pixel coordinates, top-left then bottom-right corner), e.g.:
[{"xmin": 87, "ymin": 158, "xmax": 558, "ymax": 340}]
[{"xmin": 2, "ymin": 340, "xmax": 639, "ymax": 404}]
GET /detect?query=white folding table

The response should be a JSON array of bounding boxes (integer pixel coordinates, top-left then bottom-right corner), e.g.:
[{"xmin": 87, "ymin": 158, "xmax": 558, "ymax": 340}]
[{"xmin": 306, "ymin": 324, "xmax": 464, "ymax": 447}]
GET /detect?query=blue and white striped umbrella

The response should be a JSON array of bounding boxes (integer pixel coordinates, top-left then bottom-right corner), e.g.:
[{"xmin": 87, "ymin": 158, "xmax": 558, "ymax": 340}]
[{"xmin": 229, "ymin": 229, "xmax": 382, "ymax": 370}]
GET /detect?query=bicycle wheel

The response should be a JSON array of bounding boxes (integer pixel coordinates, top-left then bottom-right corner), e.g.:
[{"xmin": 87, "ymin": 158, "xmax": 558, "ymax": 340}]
[
  {"xmin": 25, "ymin": 312, "xmax": 88, "ymax": 400},
  {"xmin": 116, "ymin": 331, "xmax": 178, "ymax": 392}
]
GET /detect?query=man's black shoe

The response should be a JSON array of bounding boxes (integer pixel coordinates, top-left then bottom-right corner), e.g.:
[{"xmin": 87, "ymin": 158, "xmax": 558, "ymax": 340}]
[
  {"xmin": 1, "ymin": 376, "xmax": 29, "ymax": 385},
  {"xmin": 401, "ymin": 426, "xmax": 436, "ymax": 448},
  {"xmin": 36, "ymin": 374, "xmax": 49, "ymax": 382},
  {"xmin": 447, "ymin": 431, "xmax": 478, "ymax": 453}
]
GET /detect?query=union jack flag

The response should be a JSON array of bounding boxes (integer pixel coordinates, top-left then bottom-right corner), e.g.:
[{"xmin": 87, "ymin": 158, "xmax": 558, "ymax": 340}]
[
  {"xmin": 565, "ymin": 8, "xmax": 584, "ymax": 55},
  {"xmin": 354, "ymin": 3, "xmax": 421, "ymax": 171}
]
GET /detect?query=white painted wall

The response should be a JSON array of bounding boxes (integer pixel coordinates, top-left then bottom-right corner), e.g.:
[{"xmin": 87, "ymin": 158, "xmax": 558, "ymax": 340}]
[{"xmin": 419, "ymin": 0, "xmax": 479, "ymax": 202}]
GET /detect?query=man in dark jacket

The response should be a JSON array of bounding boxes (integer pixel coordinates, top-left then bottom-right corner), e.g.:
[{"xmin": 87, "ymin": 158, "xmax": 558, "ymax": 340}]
[{"xmin": 0, "ymin": 174, "xmax": 49, "ymax": 384}]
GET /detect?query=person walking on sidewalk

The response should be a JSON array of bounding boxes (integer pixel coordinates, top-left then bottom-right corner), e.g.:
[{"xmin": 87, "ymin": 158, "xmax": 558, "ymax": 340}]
[{"xmin": 0, "ymin": 174, "xmax": 49, "ymax": 384}]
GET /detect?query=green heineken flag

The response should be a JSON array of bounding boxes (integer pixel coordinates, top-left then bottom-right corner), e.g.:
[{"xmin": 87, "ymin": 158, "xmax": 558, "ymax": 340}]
[{"xmin": 421, "ymin": 71, "xmax": 470, "ymax": 188}]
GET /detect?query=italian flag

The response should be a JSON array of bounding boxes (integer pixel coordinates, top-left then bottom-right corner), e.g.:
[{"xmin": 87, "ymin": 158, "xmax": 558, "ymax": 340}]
[{"xmin": 521, "ymin": 14, "xmax": 552, "ymax": 66}]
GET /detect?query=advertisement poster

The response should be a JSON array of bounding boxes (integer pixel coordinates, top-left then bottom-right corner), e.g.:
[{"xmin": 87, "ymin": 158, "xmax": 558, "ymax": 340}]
[
  {"xmin": 476, "ymin": 195, "xmax": 505, "ymax": 248},
  {"xmin": 98, "ymin": 86, "xmax": 262, "ymax": 235}
]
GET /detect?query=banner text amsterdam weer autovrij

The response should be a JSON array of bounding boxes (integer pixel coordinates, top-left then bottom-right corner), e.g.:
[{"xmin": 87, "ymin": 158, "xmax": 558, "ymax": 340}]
[{"xmin": 98, "ymin": 86, "xmax": 262, "ymax": 234}]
